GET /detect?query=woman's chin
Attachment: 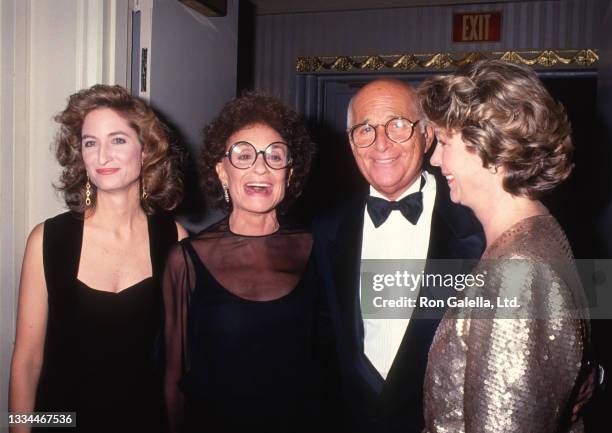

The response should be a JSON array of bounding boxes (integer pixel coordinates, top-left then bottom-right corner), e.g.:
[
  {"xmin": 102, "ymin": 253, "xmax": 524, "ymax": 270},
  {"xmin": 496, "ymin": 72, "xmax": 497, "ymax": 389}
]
[
  {"xmin": 232, "ymin": 201, "xmax": 281, "ymax": 217},
  {"xmin": 93, "ymin": 179, "xmax": 140, "ymax": 196}
]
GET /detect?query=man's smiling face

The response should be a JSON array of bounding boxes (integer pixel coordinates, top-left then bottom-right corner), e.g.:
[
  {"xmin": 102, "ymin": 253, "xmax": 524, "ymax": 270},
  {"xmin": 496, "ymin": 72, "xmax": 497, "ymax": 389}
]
[{"xmin": 348, "ymin": 80, "xmax": 433, "ymax": 201}]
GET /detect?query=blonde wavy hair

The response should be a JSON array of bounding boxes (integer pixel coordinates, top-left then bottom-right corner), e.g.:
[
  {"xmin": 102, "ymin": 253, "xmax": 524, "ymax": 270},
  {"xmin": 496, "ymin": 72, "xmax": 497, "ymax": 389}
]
[{"xmin": 418, "ymin": 60, "xmax": 573, "ymax": 199}]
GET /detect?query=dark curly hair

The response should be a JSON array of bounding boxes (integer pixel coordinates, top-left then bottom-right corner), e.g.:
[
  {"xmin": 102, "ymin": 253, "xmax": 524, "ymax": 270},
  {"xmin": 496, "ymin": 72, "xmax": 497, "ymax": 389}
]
[
  {"xmin": 54, "ymin": 84, "xmax": 183, "ymax": 214},
  {"xmin": 418, "ymin": 60, "xmax": 573, "ymax": 199},
  {"xmin": 200, "ymin": 92, "xmax": 315, "ymax": 212}
]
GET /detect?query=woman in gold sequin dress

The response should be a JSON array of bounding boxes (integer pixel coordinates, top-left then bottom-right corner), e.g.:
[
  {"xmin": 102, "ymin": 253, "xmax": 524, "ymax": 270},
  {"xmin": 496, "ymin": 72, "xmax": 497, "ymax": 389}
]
[{"xmin": 417, "ymin": 60, "xmax": 591, "ymax": 433}]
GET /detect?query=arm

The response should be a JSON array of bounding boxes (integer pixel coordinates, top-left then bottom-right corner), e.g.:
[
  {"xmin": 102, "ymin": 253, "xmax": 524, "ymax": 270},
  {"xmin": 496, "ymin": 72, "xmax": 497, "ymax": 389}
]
[
  {"xmin": 162, "ymin": 243, "xmax": 193, "ymax": 433},
  {"xmin": 9, "ymin": 224, "xmax": 48, "ymax": 433},
  {"xmin": 463, "ymin": 260, "xmax": 586, "ymax": 433},
  {"xmin": 571, "ymin": 363, "xmax": 598, "ymax": 422}
]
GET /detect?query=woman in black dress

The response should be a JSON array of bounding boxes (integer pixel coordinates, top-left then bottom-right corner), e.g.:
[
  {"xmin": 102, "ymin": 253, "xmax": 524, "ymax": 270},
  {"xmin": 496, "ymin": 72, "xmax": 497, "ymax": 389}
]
[
  {"xmin": 162, "ymin": 94, "xmax": 330, "ymax": 433},
  {"xmin": 9, "ymin": 85, "xmax": 187, "ymax": 433}
]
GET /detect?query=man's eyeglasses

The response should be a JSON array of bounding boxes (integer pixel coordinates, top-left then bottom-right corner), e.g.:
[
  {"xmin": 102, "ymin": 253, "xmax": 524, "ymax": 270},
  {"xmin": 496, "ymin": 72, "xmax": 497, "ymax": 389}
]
[
  {"xmin": 348, "ymin": 117, "xmax": 420, "ymax": 148},
  {"xmin": 224, "ymin": 141, "xmax": 292, "ymax": 170}
]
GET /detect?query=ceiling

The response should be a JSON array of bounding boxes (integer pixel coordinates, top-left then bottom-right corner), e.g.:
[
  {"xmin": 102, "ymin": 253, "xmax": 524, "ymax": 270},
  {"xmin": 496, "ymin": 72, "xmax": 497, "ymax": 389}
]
[{"xmin": 250, "ymin": 0, "xmax": 543, "ymax": 15}]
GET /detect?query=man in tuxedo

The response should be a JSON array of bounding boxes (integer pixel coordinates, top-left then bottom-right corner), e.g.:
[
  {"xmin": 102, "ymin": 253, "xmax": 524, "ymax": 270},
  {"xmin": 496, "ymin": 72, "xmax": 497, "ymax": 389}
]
[{"xmin": 313, "ymin": 79, "xmax": 484, "ymax": 432}]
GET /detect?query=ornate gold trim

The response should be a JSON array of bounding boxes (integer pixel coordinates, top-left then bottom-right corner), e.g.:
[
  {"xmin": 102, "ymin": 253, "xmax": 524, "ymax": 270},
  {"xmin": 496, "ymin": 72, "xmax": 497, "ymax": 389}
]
[{"xmin": 296, "ymin": 49, "xmax": 599, "ymax": 73}]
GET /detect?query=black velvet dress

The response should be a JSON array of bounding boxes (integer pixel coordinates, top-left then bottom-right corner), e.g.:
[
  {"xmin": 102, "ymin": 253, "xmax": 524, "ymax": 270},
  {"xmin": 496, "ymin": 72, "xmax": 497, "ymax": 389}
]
[
  {"xmin": 35, "ymin": 211, "xmax": 177, "ymax": 432},
  {"xmin": 163, "ymin": 219, "xmax": 332, "ymax": 433}
]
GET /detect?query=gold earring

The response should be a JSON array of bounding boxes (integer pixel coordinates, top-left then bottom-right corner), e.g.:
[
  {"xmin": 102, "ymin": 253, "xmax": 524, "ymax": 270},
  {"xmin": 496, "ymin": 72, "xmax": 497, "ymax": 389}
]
[
  {"xmin": 142, "ymin": 178, "xmax": 149, "ymax": 200},
  {"xmin": 222, "ymin": 182, "xmax": 230, "ymax": 203},
  {"xmin": 85, "ymin": 179, "xmax": 92, "ymax": 206},
  {"xmin": 140, "ymin": 156, "xmax": 149, "ymax": 199},
  {"xmin": 489, "ymin": 165, "xmax": 499, "ymax": 174}
]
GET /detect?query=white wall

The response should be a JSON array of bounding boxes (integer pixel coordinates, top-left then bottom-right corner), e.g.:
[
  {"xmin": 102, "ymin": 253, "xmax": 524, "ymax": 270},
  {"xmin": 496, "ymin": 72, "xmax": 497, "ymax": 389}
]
[
  {"xmin": 0, "ymin": 1, "xmax": 27, "ymax": 424},
  {"xmin": 0, "ymin": 0, "xmax": 129, "ymax": 423},
  {"xmin": 254, "ymin": 0, "xmax": 603, "ymax": 105}
]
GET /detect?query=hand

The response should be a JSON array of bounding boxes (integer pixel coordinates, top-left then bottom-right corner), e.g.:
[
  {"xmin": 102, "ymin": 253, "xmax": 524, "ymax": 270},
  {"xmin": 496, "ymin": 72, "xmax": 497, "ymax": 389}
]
[{"xmin": 571, "ymin": 364, "xmax": 598, "ymax": 423}]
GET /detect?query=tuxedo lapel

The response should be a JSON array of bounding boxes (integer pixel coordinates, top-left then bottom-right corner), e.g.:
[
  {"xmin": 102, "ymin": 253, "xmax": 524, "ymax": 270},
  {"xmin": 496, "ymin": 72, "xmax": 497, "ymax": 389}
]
[
  {"xmin": 427, "ymin": 173, "xmax": 485, "ymax": 262},
  {"xmin": 330, "ymin": 197, "xmax": 386, "ymax": 393},
  {"xmin": 330, "ymin": 199, "xmax": 364, "ymax": 348},
  {"xmin": 381, "ymin": 174, "xmax": 484, "ymax": 417},
  {"xmin": 427, "ymin": 175, "xmax": 461, "ymax": 261}
]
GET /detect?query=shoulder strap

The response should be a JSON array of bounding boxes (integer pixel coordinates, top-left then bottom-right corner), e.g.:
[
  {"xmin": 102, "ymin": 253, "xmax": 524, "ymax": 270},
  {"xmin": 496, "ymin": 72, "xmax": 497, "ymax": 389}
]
[
  {"xmin": 179, "ymin": 238, "xmax": 206, "ymax": 285},
  {"xmin": 179, "ymin": 239, "xmax": 192, "ymax": 295},
  {"xmin": 42, "ymin": 212, "xmax": 83, "ymax": 295}
]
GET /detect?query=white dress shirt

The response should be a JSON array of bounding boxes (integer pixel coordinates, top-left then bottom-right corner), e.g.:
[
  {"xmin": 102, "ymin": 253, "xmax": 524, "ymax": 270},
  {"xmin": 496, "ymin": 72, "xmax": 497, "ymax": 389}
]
[{"xmin": 360, "ymin": 170, "xmax": 437, "ymax": 379}]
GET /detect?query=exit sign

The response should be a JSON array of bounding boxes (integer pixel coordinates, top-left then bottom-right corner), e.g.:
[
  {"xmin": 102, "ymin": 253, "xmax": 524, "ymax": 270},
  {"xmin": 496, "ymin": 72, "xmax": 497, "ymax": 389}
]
[{"xmin": 453, "ymin": 12, "xmax": 502, "ymax": 42}]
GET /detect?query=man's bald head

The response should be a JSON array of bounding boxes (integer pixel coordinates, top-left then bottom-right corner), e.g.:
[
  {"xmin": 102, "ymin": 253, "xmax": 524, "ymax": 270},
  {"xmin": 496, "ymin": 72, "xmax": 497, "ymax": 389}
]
[
  {"xmin": 347, "ymin": 79, "xmax": 424, "ymax": 129},
  {"xmin": 344, "ymin": 78, "xmax": 434, "ymax": 201}
]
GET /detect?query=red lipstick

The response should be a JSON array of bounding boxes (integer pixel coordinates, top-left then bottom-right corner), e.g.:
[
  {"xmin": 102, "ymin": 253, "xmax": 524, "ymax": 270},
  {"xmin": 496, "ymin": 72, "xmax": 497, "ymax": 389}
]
[{"xmin": 96, "ymin": 168, "xmax": 120, "ymax": 175}]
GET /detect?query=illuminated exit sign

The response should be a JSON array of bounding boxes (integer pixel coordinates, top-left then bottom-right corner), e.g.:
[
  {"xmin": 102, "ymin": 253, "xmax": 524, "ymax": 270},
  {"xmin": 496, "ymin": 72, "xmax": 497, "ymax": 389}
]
[{"xmin": 453, "ymin": 12, "xmax": 502, "ymax": 42}]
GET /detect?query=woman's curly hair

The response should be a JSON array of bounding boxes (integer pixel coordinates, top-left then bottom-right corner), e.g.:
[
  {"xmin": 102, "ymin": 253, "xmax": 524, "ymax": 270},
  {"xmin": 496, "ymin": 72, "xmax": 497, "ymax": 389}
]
[
  {"xmin": 200, "ymin": 92, "xmax": 315, "ymax": 212},
  {"xmin": 418, "ymin": 60, "xmax": 573, "ymax": 199},
  {"xmin": 54, "ymin": 84, "xmax": 183, "ymax": 214}
]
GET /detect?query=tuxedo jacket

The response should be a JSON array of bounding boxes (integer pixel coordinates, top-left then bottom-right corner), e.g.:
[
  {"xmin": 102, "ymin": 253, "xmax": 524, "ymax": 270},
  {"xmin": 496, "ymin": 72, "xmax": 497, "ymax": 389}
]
[{"xmin": 312, "ymin": 174, "xmax": 485, "ymax": 433}]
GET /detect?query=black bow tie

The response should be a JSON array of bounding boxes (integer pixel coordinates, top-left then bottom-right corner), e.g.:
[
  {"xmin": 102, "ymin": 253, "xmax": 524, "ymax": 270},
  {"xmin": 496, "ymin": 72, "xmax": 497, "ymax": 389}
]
[{"xmin": 366, "ymin": 192, "xmax": 423, "ymax": 228}]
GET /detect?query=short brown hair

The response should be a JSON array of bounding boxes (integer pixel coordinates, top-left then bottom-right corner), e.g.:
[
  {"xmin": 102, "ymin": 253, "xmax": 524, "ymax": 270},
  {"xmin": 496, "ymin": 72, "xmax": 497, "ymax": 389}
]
[
  {"xmin": 54, "ymin": 84, "xmax": 183, "ymax": 214},
  {"xmin": 200, "ymin": 92, "xmax": 315, "ymax": 211},
  {"xmin": 418, "ymin": 60, "xmax": 573, "ymax": 199}
]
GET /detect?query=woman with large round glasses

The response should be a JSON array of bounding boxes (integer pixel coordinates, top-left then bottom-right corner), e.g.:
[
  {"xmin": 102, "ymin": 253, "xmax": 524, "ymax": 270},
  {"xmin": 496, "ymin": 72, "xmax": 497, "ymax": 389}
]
[{"xmin": 162, "ymin": 93, "xmax": 330, "ymax": 433}]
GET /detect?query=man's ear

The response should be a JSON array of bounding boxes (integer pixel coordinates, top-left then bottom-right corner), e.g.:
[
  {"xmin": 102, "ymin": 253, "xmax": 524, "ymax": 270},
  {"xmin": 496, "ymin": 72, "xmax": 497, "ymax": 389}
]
[
  {"xmin": 347, "ymin": 131, "xmax": 360, "ymax": 159},
  {"xmin": 215, "ymin": 161, "xmax": 227, "ymax": 184},
  {"xmin": 422, "ymin": 122, "xmax": 435, "ymax": 153}
]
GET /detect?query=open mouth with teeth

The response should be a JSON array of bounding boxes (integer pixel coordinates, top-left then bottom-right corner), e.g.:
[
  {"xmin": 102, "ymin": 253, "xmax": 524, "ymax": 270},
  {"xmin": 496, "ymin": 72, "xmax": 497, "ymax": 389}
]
[
  {"xmin": 244, "ymin": 183, "xmax": 273, "ymax": 195},
  {"xmin": 371, "ymin": 156, "xmax": 399, "ymax": 165}
]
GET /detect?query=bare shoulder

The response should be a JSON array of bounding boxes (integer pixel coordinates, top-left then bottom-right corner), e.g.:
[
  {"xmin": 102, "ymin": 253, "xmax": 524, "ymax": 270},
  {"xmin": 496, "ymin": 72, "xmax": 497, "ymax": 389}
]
[
  {"xmin": 28, "ymin": 222, "xmax": 44, "ymax": 245},
  {"xmin": 23, "ymin": 222, "xmax": 45, "ymax": 263},
  {"xmin": 175, "ymin": 221, "xmax": 188, "ymax": 241},
  {"xmin": 17, "ymin": 221, "xmax": 48, "ymax": 314}
]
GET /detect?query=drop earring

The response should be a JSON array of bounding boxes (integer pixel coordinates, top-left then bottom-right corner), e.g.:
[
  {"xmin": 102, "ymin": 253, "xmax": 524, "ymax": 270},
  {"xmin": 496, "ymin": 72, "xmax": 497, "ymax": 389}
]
[
  {"xmin": 222, "ymin": 182, "xmax": 230, "ymax": 203},
  {"xmin": 85, "ymin": 179, "xmax": 92, "ymax": 206},
  {"xmin": 141, "ymin": 155, "xmax": 148, "ymax": 199},
  {"xmin": 142, "ymin": 180, "xmax": 149, "ymax": 200}
]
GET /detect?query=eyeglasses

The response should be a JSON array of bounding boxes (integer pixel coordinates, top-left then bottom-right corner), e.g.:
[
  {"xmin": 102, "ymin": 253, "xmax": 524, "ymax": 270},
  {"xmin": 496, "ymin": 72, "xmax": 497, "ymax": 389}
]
[
  {"xmin": 224, "ymin": 141, "xmax": 292, "ymax": 170},
  {"xmin": 348, "ymin": 117, "xmax": 420, "ymax": 148}
]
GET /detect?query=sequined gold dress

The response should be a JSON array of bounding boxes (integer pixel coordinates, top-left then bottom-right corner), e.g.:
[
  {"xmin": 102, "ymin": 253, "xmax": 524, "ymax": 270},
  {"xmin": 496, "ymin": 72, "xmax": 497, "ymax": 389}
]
[{"xmin": 423, "ymin": 215, "xmax": 590, "ymax": 433}]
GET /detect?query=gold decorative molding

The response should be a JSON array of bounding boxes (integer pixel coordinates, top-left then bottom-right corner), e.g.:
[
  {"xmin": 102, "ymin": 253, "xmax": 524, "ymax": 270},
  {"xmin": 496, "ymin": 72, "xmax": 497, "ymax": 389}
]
[{"xmin": 296, "ymin": 49, "xmax": 599, "ymax": 73}]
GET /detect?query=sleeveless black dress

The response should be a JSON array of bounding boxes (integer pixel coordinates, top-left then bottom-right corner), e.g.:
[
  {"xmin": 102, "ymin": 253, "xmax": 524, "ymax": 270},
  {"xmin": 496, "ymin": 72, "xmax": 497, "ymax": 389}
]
[
  {"xmin": 163, "ymin": 219, "xmax": 332, "ymax": 433},
  {"xmin": 35, "ymin": 211, "xmax": 177, "ymax": 433}
]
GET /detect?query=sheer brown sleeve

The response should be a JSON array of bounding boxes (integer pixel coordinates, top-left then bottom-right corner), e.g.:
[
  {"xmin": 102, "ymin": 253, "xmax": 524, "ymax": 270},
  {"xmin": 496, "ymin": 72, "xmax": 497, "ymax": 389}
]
[{"xmin": 162, "ymin": 242, "xmax": 195, "ymax": 433}]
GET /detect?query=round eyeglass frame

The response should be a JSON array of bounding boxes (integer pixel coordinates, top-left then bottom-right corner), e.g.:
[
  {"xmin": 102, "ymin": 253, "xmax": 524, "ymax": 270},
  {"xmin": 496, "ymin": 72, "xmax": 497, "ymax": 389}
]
[
  {"xmin": 348, "ymin": 116, "xmax": 420, "ymax": 148},
  {"xmin": 224, "ymin": 141, "xmax": 293, "ymax": 170}
]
